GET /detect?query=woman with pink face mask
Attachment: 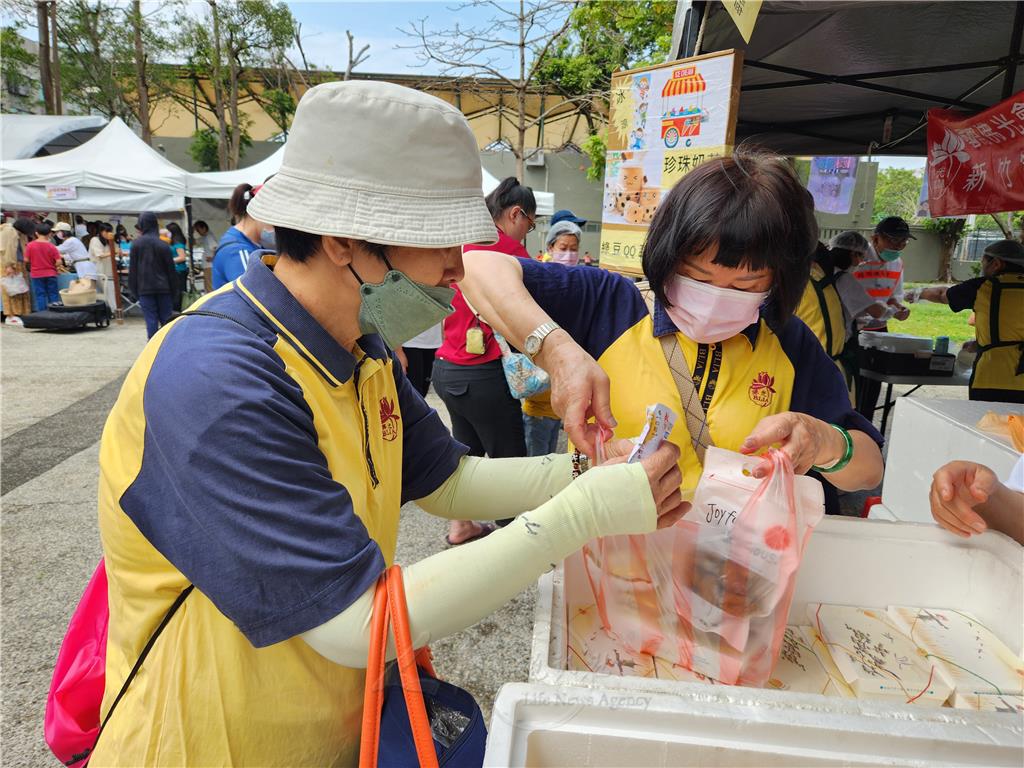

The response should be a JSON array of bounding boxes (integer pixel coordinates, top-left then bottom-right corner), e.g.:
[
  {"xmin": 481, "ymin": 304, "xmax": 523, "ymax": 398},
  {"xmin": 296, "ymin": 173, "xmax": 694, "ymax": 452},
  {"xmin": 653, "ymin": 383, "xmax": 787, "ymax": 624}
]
[
  {"xmin": 459, "ymin": 149, "xmax": 885, "ymax": 515},
  {"xmin": 542, "ymin": 220, "xmax": 583, "ymax": 266}
]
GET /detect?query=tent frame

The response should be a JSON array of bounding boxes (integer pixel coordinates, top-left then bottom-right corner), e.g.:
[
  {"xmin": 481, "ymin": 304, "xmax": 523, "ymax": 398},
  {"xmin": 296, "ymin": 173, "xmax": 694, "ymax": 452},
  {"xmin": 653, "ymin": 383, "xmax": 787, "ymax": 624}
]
[{"xmin": 670, "ymin": 0, "xmax": 1024, "ymax": 154}]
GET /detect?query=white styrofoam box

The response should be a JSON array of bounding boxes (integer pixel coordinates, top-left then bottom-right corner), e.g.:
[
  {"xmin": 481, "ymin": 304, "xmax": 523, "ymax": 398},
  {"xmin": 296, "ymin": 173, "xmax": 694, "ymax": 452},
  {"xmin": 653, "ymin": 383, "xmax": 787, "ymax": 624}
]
[
  {"xmin": 526, "ymin": 517, "xmax": 1023, "ymax": 764},
  {"xmin": 485, "ymin": 682, "xmax": 1021, "ymax": 767},
  {"xmin": 881, "ymin": 398, "xmax": 1022, "ymax": 524}
]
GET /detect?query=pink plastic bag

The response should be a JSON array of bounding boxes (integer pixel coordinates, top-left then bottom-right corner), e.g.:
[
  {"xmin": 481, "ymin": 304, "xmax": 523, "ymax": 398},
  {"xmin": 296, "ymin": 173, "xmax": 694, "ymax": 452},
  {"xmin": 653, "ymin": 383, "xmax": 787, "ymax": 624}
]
[
  {"xmin": 45, "ymin": 560, "xmax": 108, "ymax": 768},
  {"xmin": 567, "ymin": 447, "xmax": 824, "ymax": 687}
]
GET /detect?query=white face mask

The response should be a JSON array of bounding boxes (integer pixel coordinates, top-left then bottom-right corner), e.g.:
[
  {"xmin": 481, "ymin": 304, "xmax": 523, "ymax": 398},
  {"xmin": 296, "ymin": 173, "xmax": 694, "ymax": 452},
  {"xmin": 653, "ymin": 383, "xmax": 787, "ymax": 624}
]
[{"xmin": 663, "ymin": 275, "xmax": 768, "ymax": 343}]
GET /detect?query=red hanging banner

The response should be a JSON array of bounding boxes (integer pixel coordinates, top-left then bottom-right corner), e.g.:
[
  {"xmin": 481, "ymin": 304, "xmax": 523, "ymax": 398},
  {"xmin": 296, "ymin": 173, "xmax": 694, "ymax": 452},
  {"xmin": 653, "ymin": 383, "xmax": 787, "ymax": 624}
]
[{"xmin": 926, "ymin": 91, "xmax": 1024, "ymax": 217}]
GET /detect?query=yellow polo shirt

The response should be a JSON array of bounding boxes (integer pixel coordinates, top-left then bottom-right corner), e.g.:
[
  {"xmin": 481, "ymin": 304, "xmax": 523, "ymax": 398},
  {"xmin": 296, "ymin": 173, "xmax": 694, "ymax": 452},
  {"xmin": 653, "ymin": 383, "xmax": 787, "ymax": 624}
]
[
  {"xmin": 92, "ymin": 257, "xmax": 466, "ymax": 766},
  {"xmin": 519, "ymin": 259, "xmax": 882, "ymax": 515}
]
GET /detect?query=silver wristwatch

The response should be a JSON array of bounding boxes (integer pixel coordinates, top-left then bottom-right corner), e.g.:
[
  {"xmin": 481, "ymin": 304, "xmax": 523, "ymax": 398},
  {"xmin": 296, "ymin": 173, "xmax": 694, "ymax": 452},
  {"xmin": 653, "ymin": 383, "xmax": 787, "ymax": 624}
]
[{"xmin": 523, "ymin": 321, "xmax": 561, "ymax": 360}]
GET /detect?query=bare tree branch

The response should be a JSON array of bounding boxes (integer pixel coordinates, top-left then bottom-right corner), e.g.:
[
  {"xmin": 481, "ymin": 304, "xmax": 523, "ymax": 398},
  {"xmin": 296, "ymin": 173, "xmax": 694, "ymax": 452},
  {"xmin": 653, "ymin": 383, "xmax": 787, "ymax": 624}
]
[{"xmin": 345, "ymin": 29, "xmax": 370, "ymax": 80}]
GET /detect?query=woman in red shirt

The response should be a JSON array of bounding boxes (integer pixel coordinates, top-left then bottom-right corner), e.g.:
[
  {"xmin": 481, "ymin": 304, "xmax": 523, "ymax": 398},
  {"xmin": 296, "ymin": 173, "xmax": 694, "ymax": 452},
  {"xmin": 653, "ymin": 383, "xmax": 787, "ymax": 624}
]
[{"xmin": 433, "ymin": 177, "xmax": 535, "ymax": 544}]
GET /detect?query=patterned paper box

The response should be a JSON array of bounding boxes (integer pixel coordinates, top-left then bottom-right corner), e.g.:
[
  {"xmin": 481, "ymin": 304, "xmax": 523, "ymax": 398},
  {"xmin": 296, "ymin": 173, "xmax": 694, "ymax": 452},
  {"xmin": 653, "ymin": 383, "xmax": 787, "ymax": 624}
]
[
  {"xmin": 888, "ymin": 606, "xmax": 1024, "ymax": 697},
  {"xmin": 808, "ymin": 604, "xmax": 952, "ymax": 705}
]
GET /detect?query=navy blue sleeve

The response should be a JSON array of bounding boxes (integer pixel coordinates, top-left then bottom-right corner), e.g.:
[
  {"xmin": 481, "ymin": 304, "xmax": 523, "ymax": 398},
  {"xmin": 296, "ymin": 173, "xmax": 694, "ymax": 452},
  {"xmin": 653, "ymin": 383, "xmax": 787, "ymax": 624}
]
[
  {"xmin": 519, "ymin": 259, "xmax": 648, "ymax": 360},
  {"xmin": 121, "ymin": 317, "xmax": 385, "ymax": 648},
  {"xmin": 391, "ymin": 353, "xmax": 469, "ymax": 503},
  {"xmin": 780, "ymin": 318, "xmax": 884, "ymax": 447},
  {"xmin": 946, "ymin": 277, "xmax": 983, "ymax": 313}
]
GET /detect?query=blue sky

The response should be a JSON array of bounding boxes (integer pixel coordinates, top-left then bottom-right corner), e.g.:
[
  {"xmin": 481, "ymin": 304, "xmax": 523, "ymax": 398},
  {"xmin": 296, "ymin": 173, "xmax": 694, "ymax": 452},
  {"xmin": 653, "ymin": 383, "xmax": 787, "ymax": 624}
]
[
  {"xmin": 285, "ymin": 1, "xmax": 504, "ymax": 75},
  {"xmin": 4, "ymin": 0, "xmax": 927, "ymax": 170}
]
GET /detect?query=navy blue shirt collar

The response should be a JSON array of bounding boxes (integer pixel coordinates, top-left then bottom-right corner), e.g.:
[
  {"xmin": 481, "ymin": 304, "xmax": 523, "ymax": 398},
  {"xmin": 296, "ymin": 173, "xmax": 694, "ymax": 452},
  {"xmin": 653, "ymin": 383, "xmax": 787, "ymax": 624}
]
[
  {"xmin": 236, "ymin": 256, "xmax": 390, "ymax": 385},
  {"xmin": 650, "ymin": 296, "xmax": 761, "ymax": 348}
]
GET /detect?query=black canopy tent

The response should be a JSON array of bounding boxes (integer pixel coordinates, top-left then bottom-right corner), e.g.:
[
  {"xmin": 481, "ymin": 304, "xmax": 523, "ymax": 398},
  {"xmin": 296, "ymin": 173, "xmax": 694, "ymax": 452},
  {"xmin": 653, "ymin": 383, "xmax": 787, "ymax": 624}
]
[{"xmin": 671, "ymin": 1, "xmax": 1024, "ymax": 156}]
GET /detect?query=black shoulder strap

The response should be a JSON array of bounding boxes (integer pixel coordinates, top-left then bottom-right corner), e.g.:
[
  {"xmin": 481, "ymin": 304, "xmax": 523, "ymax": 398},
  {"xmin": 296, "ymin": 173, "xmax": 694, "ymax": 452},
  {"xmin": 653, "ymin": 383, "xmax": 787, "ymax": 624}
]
[{"xmin": 81, "ymin": 585, "xmax": 194, "ymax": 765}]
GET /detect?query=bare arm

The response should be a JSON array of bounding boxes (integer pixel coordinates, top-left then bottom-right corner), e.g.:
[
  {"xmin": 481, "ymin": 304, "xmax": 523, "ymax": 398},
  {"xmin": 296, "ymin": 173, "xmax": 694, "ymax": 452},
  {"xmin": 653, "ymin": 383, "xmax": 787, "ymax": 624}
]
[
  {"xmin": 917, "ymin": 286, "xmax": 950, "ymax": 304},
  {"xmin": 460, "ymin": 250, "xmax": 616, "ymax": 455},
  {"xmin": 741, "ymin": 413, "xmax": 884, "ymax": 491}
]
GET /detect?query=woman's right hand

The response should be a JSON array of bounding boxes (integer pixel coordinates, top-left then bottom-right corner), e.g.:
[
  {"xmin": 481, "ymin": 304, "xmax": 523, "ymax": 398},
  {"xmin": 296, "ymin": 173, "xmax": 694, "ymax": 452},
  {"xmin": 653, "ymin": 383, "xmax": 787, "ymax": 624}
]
[{"xmin": 538, "ymin": 331, "xmax": 617, "ymax": 458}]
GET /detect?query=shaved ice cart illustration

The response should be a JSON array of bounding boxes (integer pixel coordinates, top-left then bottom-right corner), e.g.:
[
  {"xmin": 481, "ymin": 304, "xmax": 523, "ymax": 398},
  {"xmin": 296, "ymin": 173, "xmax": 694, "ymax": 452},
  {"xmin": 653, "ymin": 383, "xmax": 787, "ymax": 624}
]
[{"xmin": 660, "ymin": 66, "xmax": 707, "ymax": 148}]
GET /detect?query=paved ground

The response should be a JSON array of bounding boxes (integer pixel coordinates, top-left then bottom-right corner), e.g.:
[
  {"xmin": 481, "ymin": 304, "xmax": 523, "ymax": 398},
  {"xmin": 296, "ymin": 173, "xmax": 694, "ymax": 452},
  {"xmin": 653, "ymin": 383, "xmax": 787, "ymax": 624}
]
[{"xmin": 0, "ymin": 317, "xmax": 966, "ymax": 765}]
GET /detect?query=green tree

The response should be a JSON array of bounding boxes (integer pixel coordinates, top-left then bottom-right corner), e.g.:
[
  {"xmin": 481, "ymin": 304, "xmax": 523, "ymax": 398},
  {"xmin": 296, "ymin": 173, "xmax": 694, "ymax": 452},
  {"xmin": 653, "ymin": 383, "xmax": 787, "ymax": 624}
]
[
  {"xmin": 923, "ymin": 217, "xmax": 967, "ymax": 282},
  {"xmin": 1, "ymin": 23, "xmax": 40, "ymax": 113},
  {"xmin": 535, "ymin": 0, "xmax": 676, "ymax": 180},
  {"xmin": 180, "ymin": 0, "xmax": 296, "ymax": 169},
  {"xmin": 53, "ymin": 0, "xmax": 177, "ymax": 143},
  {"xmin": 403, "ymin": 1, "xmax": 575, "ymax": 181},
  {"xmin": 189, "ymin": 126, "xmax": 252, "ymax": 172},
  {"xmin": 872, "ymin": 167, "xmax": 923, "ymax": 223}
]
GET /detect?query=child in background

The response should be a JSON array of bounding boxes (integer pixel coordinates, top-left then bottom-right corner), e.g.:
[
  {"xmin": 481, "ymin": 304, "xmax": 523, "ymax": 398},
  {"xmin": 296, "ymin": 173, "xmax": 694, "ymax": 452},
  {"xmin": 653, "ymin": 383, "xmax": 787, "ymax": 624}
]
[{"xmin": 24, "ymin": 222, "xmax": 62, "ymax": 310}]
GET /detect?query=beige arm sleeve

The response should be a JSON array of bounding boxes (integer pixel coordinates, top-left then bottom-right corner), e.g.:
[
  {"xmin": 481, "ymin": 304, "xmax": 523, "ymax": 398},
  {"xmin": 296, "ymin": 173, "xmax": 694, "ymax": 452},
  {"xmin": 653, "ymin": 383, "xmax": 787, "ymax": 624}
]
[
  {"xmin": 417, "ymin": 454, "xmax": 573, "ymax": 521},
  {"xmin": 301, "ymin": 461, "xmax": 654, "ymax": 667}
]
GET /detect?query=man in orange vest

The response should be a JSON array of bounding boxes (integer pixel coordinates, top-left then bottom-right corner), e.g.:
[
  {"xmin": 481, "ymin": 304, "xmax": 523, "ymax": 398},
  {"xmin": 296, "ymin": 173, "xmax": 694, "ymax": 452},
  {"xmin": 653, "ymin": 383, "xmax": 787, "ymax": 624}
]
[{"xmin": 852, "ymin": 216, "xmax": 913, "ymax": 420}]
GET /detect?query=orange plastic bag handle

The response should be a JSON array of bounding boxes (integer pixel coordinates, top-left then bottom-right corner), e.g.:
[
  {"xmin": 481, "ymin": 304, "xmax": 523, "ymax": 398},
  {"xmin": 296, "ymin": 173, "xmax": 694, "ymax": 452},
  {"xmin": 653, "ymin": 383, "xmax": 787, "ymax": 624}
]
[{"xmin": 359, "ymin": 566, "xmax": 439, "ymax": 768}]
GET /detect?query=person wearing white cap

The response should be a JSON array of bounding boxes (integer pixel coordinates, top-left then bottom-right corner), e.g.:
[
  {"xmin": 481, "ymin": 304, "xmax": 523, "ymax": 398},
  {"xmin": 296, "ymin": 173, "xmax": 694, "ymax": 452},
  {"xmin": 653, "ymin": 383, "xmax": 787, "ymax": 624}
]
[
  {"xmin": 53, "ymin": 221, "xmax": 97, "ymax": 278},
  {"xmin": 90, "ymin": 79, "xmax": 687, "ymax": 766},
  {"xmin": 909, "ymin": 238, "xmax": 1024, "ymax": 402}
]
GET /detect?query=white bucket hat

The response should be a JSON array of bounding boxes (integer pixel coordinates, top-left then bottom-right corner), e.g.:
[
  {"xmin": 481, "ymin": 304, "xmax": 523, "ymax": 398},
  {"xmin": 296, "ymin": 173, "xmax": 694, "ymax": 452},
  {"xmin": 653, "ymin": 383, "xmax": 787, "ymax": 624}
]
[{"xmin": 248, "ymin": 80, "xmax": 497, "ymax": 248}]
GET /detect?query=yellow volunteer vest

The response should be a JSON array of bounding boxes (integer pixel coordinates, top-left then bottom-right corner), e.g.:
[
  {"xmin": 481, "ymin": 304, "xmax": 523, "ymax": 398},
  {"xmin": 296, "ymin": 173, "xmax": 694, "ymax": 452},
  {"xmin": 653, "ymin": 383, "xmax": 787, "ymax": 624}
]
[
  {"xmin": 971, "ymin": 273, "xmax": 1024, "ymax": 402},
  {"xmin": 796, "ymin": 263, "xmax": 846, "ymax": 360},
  {"xmin": 523, "ymin": 389, "xmax": 559, "ymax": 419},
  {"xmin": 597, "ymin": 315, "xmax": 796, "ymax": 490},
  {"xmin": 92, "ymin": 291, "xmax": 405, "ymax": 766}
]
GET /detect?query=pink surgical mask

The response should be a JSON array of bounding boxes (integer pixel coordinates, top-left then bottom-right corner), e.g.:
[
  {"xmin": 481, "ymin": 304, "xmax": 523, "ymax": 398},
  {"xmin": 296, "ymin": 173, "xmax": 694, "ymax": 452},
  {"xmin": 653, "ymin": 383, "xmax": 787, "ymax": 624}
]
[
  {"xmin": 550, "ymin": 250, "xmax": 579, "ymax": 266},
  {"xmin": 663, "ymin": 274, "xmax": 768, "ymax": 343}
]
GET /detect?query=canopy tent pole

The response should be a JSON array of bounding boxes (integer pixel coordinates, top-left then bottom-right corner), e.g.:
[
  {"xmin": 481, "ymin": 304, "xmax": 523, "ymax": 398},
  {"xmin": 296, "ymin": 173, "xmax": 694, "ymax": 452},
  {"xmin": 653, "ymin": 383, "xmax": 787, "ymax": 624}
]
[{"xmin": 1002, "ymin": 1, "xmax": 1024, "ymax": 99}]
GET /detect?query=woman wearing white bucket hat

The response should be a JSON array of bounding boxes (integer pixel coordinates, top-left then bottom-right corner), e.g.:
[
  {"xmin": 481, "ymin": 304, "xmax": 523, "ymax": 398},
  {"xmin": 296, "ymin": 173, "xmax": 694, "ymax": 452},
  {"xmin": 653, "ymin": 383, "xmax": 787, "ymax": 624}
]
[{"xmin": 90, "ymin": 80, "xmax": 687, "ymax": 766}]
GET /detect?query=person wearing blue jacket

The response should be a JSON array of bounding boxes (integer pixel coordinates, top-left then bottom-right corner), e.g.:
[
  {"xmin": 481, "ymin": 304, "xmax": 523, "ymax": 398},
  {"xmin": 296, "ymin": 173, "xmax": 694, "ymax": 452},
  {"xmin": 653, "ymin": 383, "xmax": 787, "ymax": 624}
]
[{"xmin": 211, "ymin": 182, "xmax": 275, "ymax": 289}]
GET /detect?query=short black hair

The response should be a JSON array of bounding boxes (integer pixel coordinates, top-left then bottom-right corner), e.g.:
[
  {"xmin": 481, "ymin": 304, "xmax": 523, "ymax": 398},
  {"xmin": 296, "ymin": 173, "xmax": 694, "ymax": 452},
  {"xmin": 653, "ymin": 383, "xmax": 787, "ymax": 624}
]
[
  {"xmin": 12, "ymin": 217, "xmax": 35, "ymax": 237},
  {"xmin": 193, "ymin": 220, "xmax": 209, "ymax": 232},
  {"xmin": 35, "ymin": 222, "xmax": 52, "ymax": 236},
  {"xmin": 485, "ymin": 177, "xmax": 536, "ymax": 220},
  {"xmin": 98, "ymin": 223, "xmax": 113, "ymax": 234},
  {"xmin": 274, "ymin": 227, "xmax": 388, "ymax": 264},
  {"xmin": 642, "ymin": 148, "xmax": 818, "ymax": 327}
]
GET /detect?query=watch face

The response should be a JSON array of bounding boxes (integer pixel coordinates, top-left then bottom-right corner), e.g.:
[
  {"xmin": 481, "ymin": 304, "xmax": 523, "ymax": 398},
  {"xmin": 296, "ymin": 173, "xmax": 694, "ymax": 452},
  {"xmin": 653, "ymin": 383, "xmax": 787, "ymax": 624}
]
[{"xmin": 525, "ymin": 335, "xmax": 540, "ymax": 355}]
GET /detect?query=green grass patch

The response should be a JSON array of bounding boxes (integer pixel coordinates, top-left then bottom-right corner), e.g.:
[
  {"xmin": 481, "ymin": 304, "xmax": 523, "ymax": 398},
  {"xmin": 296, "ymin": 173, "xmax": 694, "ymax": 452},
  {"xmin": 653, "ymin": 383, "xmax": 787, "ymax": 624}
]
[{"xmin": 896, "ymin": 283, "xmax": 975, "ymax": 343}]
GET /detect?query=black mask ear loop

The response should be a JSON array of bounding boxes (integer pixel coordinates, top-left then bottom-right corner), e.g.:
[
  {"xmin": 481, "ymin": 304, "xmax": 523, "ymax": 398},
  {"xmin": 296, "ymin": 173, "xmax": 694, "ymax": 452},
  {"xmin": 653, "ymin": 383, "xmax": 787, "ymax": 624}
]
[{"xmin": 348, "ymin": 247, "xmax": 393, "ymax": 285}]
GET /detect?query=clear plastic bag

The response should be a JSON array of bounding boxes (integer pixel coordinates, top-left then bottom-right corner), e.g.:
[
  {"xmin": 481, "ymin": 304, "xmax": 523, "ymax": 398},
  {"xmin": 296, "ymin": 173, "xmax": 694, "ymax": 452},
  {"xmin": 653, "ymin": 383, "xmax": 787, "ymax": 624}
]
[
  {"xmin": 2, "ymin": 273, "xmax": 29, "ymax": 296},
  {"xmin": 566, "ymin": 446, "xmax": 825, "ymax": 687}
]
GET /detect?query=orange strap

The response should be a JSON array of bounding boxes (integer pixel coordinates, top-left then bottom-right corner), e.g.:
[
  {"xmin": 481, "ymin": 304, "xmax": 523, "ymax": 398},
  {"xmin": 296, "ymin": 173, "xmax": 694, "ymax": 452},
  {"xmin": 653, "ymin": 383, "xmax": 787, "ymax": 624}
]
[{"xmin": 359, "ymin": 566, "xmax": 440, "ymax": 768}]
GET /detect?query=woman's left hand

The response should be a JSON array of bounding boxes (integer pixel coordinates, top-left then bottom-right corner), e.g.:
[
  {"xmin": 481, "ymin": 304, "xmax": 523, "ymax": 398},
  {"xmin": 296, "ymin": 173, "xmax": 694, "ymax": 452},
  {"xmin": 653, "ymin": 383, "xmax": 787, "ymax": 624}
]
[{"xmin": 739, "ymin": 412, "xmax": 845, "ymax": 476}]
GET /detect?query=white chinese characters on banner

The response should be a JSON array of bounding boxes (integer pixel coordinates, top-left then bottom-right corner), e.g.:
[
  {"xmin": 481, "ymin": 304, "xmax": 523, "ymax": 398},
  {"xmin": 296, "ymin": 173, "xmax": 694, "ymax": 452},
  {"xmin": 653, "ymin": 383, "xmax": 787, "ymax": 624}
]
[{"xmin": 927, "ymin": 93, "xmax": 1024, "ymax": 216}]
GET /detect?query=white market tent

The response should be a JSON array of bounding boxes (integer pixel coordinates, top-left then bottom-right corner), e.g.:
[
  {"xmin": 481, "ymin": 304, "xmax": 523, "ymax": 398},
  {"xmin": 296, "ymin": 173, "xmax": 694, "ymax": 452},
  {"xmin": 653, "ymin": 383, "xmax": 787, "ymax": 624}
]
[
  {"xmin": 0, "ymin": 117, "xmax": 187, "ymax": 213},
  {"xmin": 185, "ymin": 146, "xmax": 286, "ymax": 198},
  {"xmin": 1, "ymin": 114, "xmax": 108, "ymax": 160},
  {"xmin": 188, "ymin": 147, "xmax": 556, "ymax": 215},
  {"xmin": 481, "ymin": 166, "xmax": 555, "ymax": 216}
]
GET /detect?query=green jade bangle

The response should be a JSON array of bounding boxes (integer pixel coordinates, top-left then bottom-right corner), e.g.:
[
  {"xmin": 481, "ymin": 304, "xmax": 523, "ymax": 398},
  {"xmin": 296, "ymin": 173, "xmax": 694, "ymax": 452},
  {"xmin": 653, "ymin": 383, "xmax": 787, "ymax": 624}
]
[{"xmin": 812, "ymin": 423, "xmax": 854, "ymax": 474}]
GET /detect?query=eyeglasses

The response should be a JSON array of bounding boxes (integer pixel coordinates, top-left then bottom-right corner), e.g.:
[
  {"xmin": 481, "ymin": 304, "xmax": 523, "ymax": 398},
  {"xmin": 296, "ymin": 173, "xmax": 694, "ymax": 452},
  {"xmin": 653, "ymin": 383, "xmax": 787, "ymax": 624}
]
[{"xmin": 518, "ymin": 208, "xmax": 537, "ymax": 233}]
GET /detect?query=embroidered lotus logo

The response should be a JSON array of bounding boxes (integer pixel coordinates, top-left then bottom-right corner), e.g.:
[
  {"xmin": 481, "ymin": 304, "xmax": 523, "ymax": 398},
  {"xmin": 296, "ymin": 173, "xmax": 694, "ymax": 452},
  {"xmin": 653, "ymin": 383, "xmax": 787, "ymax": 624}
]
[
  {"xmin": 748, "ymin": 371, "xmax": 776, "ymax": 408},
  {"xmin": 379, "ymin": 397, "xmax": 400, "ymax": 441}
]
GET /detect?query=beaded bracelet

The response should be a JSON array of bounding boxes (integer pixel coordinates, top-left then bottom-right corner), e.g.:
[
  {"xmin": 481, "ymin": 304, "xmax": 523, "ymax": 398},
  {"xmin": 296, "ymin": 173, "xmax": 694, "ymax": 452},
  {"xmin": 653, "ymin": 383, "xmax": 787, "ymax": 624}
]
[
  {"xmin": 812, "ymin": 423, "xmax": 854, "ymax": 474},
  {"xmin": 570, "ymin": 449, "xmax": 591, "ymax": 479}
]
